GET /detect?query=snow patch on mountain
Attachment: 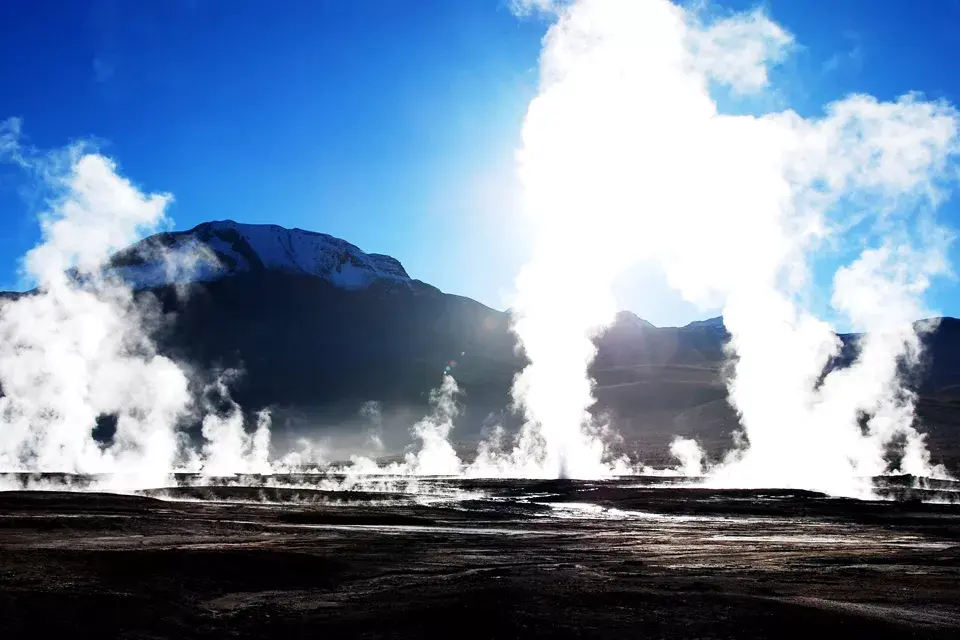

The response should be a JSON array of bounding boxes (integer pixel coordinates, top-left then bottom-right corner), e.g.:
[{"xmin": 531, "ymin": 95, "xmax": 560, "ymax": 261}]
[{"xmin": 106, "ymin": 220, "xmax": 415, "ymax": 291}]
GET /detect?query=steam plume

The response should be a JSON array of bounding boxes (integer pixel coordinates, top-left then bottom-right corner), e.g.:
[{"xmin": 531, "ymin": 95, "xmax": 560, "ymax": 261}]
[
  {"xmin": 360, "ymin": 400, "xmax": 386, "ymax": 452},
  {"xmin": 504, "ymin": 0, "xmax": 958, "ymax": 494},
  {"xmin": 0, "ymin": 129, "xmax": 275, "ymax": 487},
  {"xmin": 341, "ymin": 374, "xmax": 464, "ymax": 476},
  {"xmin": 669, "ymin": 437, "xmax": 705, "ymax": 478},
  {"xmin": 403, "ymin": 374, "xmax": 463, "ymax": 474},
  {"xmin": 194, "ymin": 373, "xmax": 272, "ymax": 476}
]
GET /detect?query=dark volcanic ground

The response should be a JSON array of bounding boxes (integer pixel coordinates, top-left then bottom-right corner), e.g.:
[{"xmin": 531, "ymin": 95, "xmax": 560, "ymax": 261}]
[{"xmin": 2, "ymin": 476, "xmax": 960, "ymax": 639}]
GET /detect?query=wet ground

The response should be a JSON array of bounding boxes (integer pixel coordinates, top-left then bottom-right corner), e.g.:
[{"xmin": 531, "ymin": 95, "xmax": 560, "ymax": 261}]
[{"xmin": 1, "ymin": 475, "xmax": 959, "ymax": 639}]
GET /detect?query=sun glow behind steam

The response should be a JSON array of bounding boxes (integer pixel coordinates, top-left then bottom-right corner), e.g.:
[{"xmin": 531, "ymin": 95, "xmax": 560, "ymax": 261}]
[{"xmin": 498, "ymin": 0, "xmax": 958, "ymax": 495}]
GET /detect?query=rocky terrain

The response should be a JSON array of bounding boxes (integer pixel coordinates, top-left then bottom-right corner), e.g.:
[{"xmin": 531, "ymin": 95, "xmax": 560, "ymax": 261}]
[{"xmin": 1, "ymin": 476, "xmax": 958, "ymax": 639}]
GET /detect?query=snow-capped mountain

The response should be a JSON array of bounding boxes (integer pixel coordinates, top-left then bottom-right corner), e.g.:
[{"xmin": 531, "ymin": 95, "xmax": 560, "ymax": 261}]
[{"xmin": 107, "ymin": 220, "xmax": 417, "ymax": 292}]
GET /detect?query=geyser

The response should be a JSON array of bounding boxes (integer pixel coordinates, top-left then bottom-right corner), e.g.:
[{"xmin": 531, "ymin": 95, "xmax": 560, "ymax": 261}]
[
  {"xmin": 0, "ymin": 125, "xmax": 279, "ymax": 489},
  {"xmin": 504, "ymin": 0, "xmax": 958, "ymax": 494}
]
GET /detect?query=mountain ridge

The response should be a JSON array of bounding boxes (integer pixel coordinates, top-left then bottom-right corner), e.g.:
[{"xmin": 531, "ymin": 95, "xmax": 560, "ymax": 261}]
[
  {"xmin": 104, "ymin": 219, "xmax": 438, "ymax": 295},
  {"xmin": 2, "ymin": 221, "xmax": 959, "ymax": 468},
  {"xmin": 105, "ymin": 224, "xmax": 957, "ymax": 332},
  {"xmin": 4, "ymin": 221, "xmax": 952, "ymax": 332}
]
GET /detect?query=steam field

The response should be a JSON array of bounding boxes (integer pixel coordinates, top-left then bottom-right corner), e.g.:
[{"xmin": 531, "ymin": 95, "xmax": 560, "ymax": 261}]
[
  {"xmin": 3, "ymin": 0, "xmax": 960, "ymax": 637},
  {"xmin": 2, "ymin": 475, "xmax": 959, "ymax": 638}
]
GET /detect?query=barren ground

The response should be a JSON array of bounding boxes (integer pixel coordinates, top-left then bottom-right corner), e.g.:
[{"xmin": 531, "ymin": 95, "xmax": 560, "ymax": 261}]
[{"xmin": 1, "ymin": 476, "xmax": 959, "ymax": 639}]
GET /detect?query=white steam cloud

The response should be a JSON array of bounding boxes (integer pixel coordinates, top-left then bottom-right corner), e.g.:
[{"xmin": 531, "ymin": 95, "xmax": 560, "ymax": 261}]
[
  {"xmin": 403, "ymin": 374, "xmax": 463, "ymax": 475},
  {"xmin": 0, "ymin": 128, "xmax": 278, "ymax": 488},
  {"xmin": 498, "ymin": 0, "xmax": 958, "ymax": 494},
  {"xmin": 669, "ymin": 437, "xmax": 705, "ymax": 478},
  {"xmin": 193, "ymin": 373, "xmax": 272, "ymax": 476},
  {"xmin": 341, "ymin": 374, "xmax": 464, "ymax": 476}
]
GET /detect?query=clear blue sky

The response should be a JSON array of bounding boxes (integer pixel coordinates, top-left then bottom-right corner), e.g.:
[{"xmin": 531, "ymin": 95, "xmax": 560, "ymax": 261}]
[{"xmin": 1, "ymin": 0, "xmax": 960, "ymax": 326}]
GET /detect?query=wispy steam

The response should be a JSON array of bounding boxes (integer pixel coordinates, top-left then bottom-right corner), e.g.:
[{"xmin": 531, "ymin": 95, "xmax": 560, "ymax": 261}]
[
  {"xmin": 360, "ymin": 400, "xmax": 386, "ymax": 452},
  {"xmin": 403, "ymin": 374, "xmax": 463, "ymax": 475},
  {"xmin": 503, "ymin": 0, "xmax": 958, "ymax": 494},
  {"xmin": 341, "ymin": 374, "xmax": 464, "ymax": 476},
  {"xmin": 193, "ymin": 373, "xmax": 272, "ymax": 476}
]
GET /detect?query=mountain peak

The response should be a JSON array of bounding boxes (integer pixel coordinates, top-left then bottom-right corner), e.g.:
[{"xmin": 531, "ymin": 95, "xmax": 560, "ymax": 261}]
[
  {"xmin": 614, "ymin": 310, "xmax": 656, "ymax": 330},
  {"xmin": 682, "ymin": 316, "xmax": 727, "ymax": 333},
  {"xmin": 107, "ymin": 220, "xmax": 413, "ymax": 291}
]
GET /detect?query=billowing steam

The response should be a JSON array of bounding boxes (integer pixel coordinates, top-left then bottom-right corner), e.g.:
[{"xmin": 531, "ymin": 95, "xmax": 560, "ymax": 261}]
[
  {"xmin": 191, "ymin": 373, "xmax": 272, "ymax": 476},
  {"xmin": 502, "ymin": 0, "xmax": 958, "ymax": 495},
  {"xmin": 669, "ymin": 438, "xmax": 705, "ymax": 478},
  {"xmin": 0, "ymin": 127, "xmax": 275, "ymax": 488}
]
